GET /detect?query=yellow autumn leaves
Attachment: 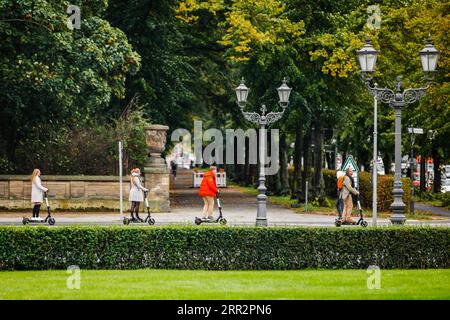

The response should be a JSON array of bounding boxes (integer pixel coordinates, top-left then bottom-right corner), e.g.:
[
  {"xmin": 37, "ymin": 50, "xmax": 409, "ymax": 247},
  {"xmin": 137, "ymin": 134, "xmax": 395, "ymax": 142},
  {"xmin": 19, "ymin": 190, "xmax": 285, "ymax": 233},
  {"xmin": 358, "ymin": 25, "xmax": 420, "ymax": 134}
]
[{"xmin": 176, "ymin": 0, "xmax": 304, "ymax": 62}]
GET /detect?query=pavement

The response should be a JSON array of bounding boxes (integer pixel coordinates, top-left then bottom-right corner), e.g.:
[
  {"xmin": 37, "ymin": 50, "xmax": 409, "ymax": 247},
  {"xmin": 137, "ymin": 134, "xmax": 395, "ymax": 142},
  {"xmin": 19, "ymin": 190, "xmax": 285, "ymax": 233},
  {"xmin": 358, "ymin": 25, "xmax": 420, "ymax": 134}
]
[
  {"xmin": 414, "ymin": 202, "xmax": 450, "ymax": 217},
  {"xmin": 1, "ymin": 169, "xmax": 449, "ymax": 227}
]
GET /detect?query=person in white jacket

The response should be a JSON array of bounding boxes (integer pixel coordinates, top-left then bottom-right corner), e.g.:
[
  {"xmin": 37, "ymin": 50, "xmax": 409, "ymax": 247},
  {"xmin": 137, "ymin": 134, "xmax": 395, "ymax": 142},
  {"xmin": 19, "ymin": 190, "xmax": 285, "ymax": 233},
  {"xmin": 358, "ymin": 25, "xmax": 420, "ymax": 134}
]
[
  {"xmin": 30, "ymin": 169, "xmax": 48, "ymax": 221},
  {"xmin": 128, "ymin": 168, "xmax": 149, "ymax": 222}
]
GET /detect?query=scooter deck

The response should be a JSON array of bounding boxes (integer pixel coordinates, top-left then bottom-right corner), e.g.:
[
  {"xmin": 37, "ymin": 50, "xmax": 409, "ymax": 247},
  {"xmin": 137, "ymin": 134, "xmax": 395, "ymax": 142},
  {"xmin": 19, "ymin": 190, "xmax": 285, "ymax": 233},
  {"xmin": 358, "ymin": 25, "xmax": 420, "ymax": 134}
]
[
  {"xmin": 194, "ymin": 216, "xmax": 227, "ymax": 225},
  {"xmin": 22, "ymin": 215, "xmax": 55, "ymax": 225}
]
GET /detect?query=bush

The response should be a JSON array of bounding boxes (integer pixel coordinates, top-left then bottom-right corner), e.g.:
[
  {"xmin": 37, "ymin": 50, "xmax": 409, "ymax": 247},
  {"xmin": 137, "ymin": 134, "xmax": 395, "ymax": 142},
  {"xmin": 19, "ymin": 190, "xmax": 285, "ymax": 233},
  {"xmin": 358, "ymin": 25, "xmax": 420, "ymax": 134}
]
[
  {"xmin": 0, "ymin": 155, "xmax": 14, "ymax": 173},
  {"xmin": 9, "ymin": 104, "xmax": 149, "ymax": 175},
  {"xmin": 0, "ymin": 226, "xmax": 448, "ymax": 270},
  {"xmin": 323, "ymin": 170, "xmax": 411, "ymax": 213}
]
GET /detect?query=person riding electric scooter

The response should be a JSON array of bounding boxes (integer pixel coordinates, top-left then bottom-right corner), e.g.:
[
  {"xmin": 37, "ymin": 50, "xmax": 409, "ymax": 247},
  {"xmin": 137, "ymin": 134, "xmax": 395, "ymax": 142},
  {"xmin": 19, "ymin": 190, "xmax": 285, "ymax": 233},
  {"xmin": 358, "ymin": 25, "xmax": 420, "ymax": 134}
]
[
  {"xmin": 195, "ymin": 191, "xmax": 227, "ymax": 225},
  {"xmin": 23, "ymin": 169, "xmax": 55, "ymax": 225},
  {"xmin": 125, "ymin": 168, "xmax": 149, "ymax": 224},
  {"xmin": 336, "ymin": 167, "xmax": 360, "ymax": 225},
  {"xmin": 194, "ymin": 166, "xmax": 227, "ymax": 225}
]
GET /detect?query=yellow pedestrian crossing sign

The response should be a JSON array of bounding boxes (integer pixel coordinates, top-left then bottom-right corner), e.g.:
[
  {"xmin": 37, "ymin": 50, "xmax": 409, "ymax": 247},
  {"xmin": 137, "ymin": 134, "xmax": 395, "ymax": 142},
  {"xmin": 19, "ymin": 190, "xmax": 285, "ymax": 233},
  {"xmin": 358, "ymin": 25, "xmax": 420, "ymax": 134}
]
[{"xmin": 341, "ymin": 155, "xmax": 359, "ymax": 188}]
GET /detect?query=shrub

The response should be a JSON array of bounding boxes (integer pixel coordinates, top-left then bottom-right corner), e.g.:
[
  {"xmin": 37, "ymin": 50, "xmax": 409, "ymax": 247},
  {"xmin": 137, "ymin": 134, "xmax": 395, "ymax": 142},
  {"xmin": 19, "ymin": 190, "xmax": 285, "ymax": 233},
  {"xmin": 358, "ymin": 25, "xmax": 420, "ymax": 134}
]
[
  {"xmin": 0, "ymin": 226, "xmax": 448, "ymax": 270},
  {"xmin": 323, "ymin": 170, "xmax": 411, "ymax": 213}
]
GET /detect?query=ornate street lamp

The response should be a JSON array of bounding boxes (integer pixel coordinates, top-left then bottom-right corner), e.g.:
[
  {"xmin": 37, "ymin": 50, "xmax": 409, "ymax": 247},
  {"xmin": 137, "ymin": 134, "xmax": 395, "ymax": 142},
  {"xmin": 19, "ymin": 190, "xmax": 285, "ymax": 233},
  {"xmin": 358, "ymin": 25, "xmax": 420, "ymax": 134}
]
[
  {"xmin": 357, "ymin": 36, "xmax": 440, "ymax": 225},
  {"xmin": 235, "ymin": 77, "xmax": 292, "ymax": 226},
  {"xmin": 356, "ymin": 38, "xmax": 378, "ymax": 75},
  {"xmin": 235, "ymin": 78, "xmax": 250, "ymax": 107},
  {"xmin": 277, "ymin": 78, "xmax": 292, "ymax": 107},
  {"xmin": 420, "ymin": 36, "xmax": 440, "ymax": 74}
]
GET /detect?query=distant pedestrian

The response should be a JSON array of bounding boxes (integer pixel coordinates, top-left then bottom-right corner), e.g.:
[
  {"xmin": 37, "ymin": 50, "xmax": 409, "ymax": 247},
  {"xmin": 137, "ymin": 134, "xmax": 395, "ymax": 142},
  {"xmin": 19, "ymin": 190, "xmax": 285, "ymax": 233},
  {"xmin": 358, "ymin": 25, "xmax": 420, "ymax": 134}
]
[
  {"xmin": 198, "ymin": 166, "xmax": 219, "ymax": 221},
  {"xmin": 128, "ymin": 168, "xmax": 149, "ymax": 222},
  {"xmin": 171, "ymin": 160, "xmax": 177, "ymax": 180},
  {"xmin": 30, "ymin": 169, "xmax": 48, "ymax": 221},
  {"xmin": 339, "ymin": 167, "xmax": 360, "ymax": 223}
]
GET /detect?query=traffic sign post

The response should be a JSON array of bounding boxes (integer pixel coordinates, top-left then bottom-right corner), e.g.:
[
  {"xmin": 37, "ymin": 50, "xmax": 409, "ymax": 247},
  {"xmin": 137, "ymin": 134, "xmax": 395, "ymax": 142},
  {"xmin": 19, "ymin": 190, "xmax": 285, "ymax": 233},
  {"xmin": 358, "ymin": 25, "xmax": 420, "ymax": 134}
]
[{"xmin": 341, "ymin": 155, "xmax": 359, "ymax": 188}]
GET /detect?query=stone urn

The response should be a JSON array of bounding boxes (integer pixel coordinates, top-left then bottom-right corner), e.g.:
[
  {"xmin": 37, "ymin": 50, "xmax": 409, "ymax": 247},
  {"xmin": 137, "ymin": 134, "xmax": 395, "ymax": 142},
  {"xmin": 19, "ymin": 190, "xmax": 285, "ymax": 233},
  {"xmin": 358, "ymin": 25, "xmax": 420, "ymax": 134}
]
[
  {"xmin": 143, "ymin": 124, "xmax": 170, "ymax": 212},
  {"xmin": 145, "ymin": 124, "xmax": 169, "ymax": 167}
]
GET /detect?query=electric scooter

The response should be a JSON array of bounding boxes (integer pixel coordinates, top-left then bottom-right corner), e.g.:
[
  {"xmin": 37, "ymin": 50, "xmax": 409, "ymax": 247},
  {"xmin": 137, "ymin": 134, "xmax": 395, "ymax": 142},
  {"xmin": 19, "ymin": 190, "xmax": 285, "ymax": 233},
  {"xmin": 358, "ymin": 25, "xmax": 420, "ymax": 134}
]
[
  {"xmin": 335, "ymin": 195, "xmax": 368, "ymax": 227},
  {"xmin": 194, "ymin": 193, "xmax": 227, "ymax": 225},
  {"xmin": 23, "ymin": 191, "xmax": 55, "ymax": 225},
  {"xmin": 123, "ymin": 191, "xmax": 155, "ymax": 225}
]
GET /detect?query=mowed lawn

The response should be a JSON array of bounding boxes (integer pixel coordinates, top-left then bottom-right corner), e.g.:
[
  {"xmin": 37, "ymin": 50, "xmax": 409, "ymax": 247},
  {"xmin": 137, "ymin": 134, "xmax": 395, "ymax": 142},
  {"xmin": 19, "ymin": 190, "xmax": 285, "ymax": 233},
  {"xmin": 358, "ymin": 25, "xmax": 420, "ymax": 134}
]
[{"xmin": 0, "ymin": 269, "xmax": 449, "ymax": 300}]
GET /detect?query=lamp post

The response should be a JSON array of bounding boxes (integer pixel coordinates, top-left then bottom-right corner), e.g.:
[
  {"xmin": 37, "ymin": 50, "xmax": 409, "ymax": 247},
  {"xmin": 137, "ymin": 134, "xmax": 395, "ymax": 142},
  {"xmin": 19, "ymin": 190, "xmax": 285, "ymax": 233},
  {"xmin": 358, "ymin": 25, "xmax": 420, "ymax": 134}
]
[
  {"xmin": 235, "ymin": 77, "xmax": 292, "ymax": 226},
  {"xmin": 357, "ymin": 37, "xmax": 440, "ymax": 224},
  {"xmin": 407, "ymin": 127, "xmax": 424, "ymax": 215}
]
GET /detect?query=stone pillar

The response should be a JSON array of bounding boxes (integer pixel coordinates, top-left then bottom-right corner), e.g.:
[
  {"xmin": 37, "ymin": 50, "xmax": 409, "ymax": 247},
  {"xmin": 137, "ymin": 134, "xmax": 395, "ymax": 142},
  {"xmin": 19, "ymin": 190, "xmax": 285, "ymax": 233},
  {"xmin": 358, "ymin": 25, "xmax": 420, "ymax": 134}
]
[{"xmin": 144, "ymin": 124, "xmax": 170, "ymax": 212}]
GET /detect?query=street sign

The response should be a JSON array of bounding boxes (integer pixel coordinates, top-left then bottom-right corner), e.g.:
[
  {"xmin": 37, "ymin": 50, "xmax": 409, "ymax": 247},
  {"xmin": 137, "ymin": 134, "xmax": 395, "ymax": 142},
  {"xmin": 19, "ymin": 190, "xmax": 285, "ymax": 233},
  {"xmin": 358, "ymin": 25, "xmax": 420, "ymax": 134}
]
[
  {"xmin": 341, "ymin": 155, "xmax": 359, "ymax": 188},
  {"xmin": 407, "ymin": 127, "xmax": 424, "ymax": 135}
]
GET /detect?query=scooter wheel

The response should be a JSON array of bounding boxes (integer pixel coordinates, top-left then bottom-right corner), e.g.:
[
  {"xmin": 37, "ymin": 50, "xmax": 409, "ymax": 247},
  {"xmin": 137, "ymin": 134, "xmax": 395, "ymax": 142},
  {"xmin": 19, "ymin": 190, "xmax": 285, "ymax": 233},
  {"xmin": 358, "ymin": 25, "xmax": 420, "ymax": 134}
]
[
  {"xmin": 219, "ymin": 218, "xmax": 227, "ymax": 225},
  {"xmin": 123, "ymin": 218, "xmax": 130, "ymax": 225},
  {"xmin": 48, "ymin": 217, "xmax": 56, "ymax": 226},
  {"xmin": 148, "ymin": 218, "xmax": 155, "ymax": 225},
  {"xmin": 361, "ymin": 220, "xmax": 368, "ymax": 227},
  {"xmin": 22, "ymin": 217, "xmax": 29, "ymax": 225},
  {"xmin": 335, "ymin": 219, "xmax": 342, "ymax": 227},
  {"xmin": 194, "ymin": 218, "xmax": 202, "ymax": 225}
]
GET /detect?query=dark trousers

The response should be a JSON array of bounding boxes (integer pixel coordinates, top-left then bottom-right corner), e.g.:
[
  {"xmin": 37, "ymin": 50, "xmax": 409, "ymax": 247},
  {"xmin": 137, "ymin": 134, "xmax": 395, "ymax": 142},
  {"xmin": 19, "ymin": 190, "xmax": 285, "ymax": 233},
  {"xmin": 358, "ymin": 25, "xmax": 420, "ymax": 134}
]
[{"xmin": 32, "ymin": 204, "xmax": 41, "ymax": 217}]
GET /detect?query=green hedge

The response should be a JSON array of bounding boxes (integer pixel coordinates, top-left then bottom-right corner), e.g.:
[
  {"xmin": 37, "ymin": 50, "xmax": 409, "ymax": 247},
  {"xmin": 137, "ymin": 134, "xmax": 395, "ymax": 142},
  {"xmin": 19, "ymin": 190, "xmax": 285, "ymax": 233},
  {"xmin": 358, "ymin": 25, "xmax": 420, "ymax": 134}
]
[
  {"xmin": 323, "ymin": 170, "xmax": 411, "ymax": 213},
  {"xmin": 0, "ymin": 226, "xmax": 448, "ymax": 270}
]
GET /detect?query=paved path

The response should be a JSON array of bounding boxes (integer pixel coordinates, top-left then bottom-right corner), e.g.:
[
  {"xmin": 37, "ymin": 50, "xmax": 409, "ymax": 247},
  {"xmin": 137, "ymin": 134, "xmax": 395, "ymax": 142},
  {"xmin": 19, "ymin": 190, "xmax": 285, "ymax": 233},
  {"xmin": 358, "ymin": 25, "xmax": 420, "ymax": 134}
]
[
  {"xmin": 0, "ymin": 169, "xmax": 449, "ymax": 227},
  {"xmin": 1, "ymin": 211, "xmax": 449, "ymax": 227},
  {"xmin": 415, "ymin": 202, "xmax": 450, "ymax": 217}
]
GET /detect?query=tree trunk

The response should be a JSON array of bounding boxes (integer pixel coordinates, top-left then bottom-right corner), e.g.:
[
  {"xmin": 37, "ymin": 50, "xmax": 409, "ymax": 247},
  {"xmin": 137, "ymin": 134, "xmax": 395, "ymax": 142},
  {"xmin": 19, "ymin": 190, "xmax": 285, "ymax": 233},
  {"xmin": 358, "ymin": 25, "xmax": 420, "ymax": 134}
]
[
  {"xmin": 279, "ymin": 132, "xmax": 289, "ymax": 195},
  {"xmin": 244, "ymin": 136, "xmax": 251, "ymax": 185},
  {"xmin": 292, "ymin": 125, "xmax": 303, "ymax": 198},
  {"xmin": 301, "ymin": 131, "xmax": 311, "ymax": 203},
  {"xmin": 313, "ymin": 124, "xmax": 324, "ymax": 198},
  {"xmin": 383, "ymin": 153, "xmax": 391, "ymax": 175},
  {"xmin": 432, "ymin": 146, "xmax": 441, "ymax": 193},
  {"xmin": 420, "ymin": 154, "xmax": 426, "ymax": 192}
]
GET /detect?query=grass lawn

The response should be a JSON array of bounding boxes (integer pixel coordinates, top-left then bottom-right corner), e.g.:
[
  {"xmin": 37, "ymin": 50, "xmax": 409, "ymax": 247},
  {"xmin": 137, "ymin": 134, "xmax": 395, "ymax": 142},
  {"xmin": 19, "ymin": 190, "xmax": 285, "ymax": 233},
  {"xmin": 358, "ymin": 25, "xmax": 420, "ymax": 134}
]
[{"xmin": 0, "ymin": 269, "xmax": 449, "ymax": 300}]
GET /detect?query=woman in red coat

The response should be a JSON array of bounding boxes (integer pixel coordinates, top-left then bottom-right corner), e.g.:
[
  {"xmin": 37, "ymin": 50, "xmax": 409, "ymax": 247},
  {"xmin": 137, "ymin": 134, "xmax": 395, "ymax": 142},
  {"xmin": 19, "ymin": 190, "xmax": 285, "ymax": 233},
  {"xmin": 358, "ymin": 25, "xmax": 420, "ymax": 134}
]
[{"xmin": 198, "ymin": 166, "xmax": 219, "ymax": 220}]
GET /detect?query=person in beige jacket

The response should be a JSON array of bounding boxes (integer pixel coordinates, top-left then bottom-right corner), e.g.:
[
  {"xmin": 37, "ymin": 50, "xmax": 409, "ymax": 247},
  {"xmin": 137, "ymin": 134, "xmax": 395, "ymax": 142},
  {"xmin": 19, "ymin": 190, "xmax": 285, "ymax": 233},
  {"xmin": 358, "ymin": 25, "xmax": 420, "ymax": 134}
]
[
  {"xmin": 30, "ymin": 169, "xmax": 48, "ymax": 221},
  {"xmin": 339, "ymin": 167, "xmax": 360, "ymax": 223}
]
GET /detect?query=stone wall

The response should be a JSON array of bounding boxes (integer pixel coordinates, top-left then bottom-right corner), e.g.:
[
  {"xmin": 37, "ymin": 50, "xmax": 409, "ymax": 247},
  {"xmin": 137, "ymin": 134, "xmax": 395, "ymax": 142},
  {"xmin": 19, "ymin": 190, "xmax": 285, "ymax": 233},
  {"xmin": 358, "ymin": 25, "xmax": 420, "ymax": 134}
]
[{"xmin": 0, "ymin": 175, "xmax": 170, "ymax": 212}]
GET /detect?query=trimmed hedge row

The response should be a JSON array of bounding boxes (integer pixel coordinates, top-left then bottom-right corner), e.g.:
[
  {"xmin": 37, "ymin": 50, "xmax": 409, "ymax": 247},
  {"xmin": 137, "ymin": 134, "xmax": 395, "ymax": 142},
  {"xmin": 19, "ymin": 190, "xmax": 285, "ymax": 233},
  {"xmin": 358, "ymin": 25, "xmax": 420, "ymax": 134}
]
[
  {"xmin": 323, "ymin": 169, "xmax": 411, "ymax": 213},
  {"xmin": 0, "ymin": 226, "xmax": 448, "ymax": 270}
]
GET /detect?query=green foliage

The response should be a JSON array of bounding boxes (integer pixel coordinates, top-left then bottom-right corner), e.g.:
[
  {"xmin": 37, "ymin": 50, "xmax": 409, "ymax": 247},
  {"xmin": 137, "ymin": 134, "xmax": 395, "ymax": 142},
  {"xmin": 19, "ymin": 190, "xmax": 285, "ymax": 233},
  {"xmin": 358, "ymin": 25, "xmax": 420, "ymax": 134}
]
[
  {"xmin": 0, "ymin": 155, "xmax": 14, "ymax": 174},
  {"xmin": 106, "ymin": 0, "xmax": 198, "ymax": 131},
  {"xmin": 416, "ymin": 191, "xmax": 450, "ymax": 209},
  {"xmin": 0, "ymin": 0, "xmax": 140, "ymax": 173},
  {"xmin": 113, "ymin": 97, "xmax": 150, "ymax": 172},
  {"xmin": 359, "ymin": 171, "xmax": 411, "ymax": 214},
  {"xmin": 12, "ymin": 105, "xmax": 149, "ymax": 175},
  {"xmin": 0, "ymin": 226, "xmax": 448, "ymax": 270}
]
